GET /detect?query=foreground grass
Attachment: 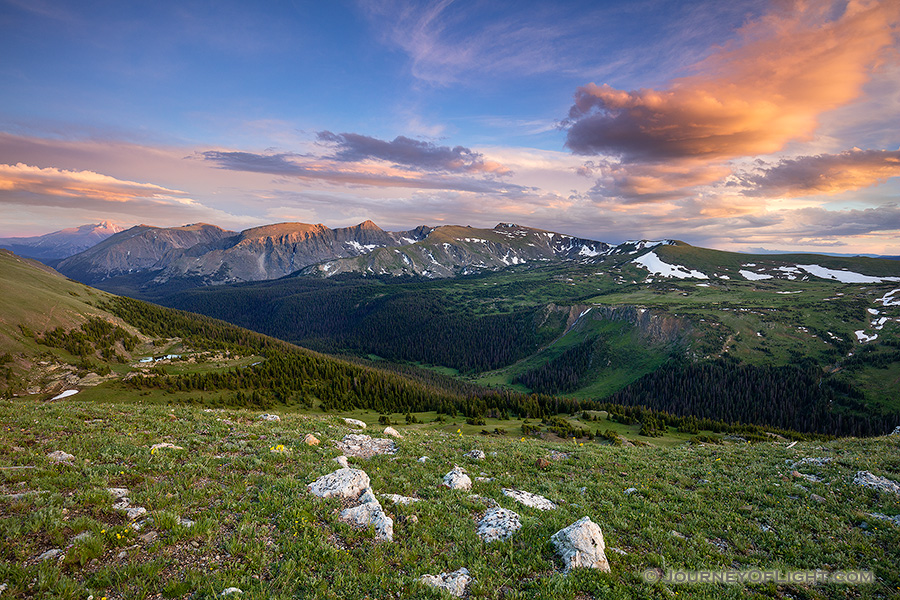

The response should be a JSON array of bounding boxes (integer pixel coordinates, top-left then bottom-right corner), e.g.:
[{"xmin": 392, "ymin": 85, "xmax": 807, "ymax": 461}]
[{"xmin": 1, "ymin": 398, "xmax": 899, "ymax": 599}]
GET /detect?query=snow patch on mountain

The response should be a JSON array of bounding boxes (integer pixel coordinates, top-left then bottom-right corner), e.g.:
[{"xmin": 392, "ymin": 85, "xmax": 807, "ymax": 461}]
[
  {"xmin": 797, "ymin": 265, "xmax": 900, "ymax": 284},
  {"xmin": 739, "ymin": 270, "xmax": 773, "ymax": 281},
  {"xmin": 632, "ymin": 252, "xmax": 708, "ymax": 279}
]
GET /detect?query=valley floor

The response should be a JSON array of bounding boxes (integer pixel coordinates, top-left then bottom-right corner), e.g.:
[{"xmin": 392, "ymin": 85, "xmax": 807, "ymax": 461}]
[{"xmin": 1, "ymin": 398, "xmax": 899, "ymax": 599}]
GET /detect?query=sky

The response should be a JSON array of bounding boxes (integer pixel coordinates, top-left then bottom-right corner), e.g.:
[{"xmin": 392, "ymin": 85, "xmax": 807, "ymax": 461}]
[{"xmin": 1, "ymin": 0, "xmax": 899, "ymax": 254}]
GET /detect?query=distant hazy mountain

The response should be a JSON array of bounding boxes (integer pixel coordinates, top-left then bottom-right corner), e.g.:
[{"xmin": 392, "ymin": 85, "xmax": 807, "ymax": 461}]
[
  {"xmin": 56, "ymin": 223, "xmax": 235, "ymax": 284},
  {"xmin": 0, "ymin": 221, "xmax": 123, "ymax": 261}
]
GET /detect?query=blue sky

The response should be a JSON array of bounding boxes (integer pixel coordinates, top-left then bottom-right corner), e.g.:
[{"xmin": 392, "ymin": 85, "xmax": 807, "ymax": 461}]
[{"xmin": 1, "ymin": 0, "xmax": 899, "ymax": 253}]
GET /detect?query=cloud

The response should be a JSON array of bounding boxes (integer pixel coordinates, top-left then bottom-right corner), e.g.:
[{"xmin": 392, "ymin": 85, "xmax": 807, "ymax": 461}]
[
  {"xmin": 739, "ymin": 149, "xmax": 900, "ymax": 197},
  {"xmin": 316, "ymin": 131, "xmax": 512, "ymax": 175},
  {"xmin": 200, "ymin": 149, "xmax": 524, "ymax": 194},
  {"xmin": 565, "ymin": 1, "xmax": 899, "ymax": 162},
  {"xmin": 0, "ymin": 162, "xmax": 189, "ymax": 203}
]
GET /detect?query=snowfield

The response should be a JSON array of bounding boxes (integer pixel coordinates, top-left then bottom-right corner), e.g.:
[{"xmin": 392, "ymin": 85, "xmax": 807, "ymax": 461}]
[
  {"xmin": 739, "ymin": 270, "xmax": 773, "ymax": 281},
  {"xmin": 632, "ymin": 252, "xmax": 708, "ymax": 279},
  {"xmin": 796, "ymin": 265, "xmax": 900, "ymax": 284}
]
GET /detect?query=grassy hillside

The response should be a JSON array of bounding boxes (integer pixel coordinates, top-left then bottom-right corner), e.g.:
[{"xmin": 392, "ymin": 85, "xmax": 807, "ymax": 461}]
[{"xmin": 1, "ymin": 397, "xmax": 898, "ymax": 599}]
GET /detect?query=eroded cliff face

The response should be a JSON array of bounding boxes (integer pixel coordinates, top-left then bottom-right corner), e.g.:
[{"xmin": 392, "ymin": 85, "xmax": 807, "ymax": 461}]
[{"xmin": 541, "ymin": 303, "xmax": 692, "ymax": 347}]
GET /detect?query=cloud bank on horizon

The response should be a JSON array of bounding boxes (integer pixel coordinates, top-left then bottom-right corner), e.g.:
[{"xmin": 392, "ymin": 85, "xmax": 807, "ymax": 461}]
[{"xmin": 0, "ymin": 0, "xmax": 898, "ymax": 253}]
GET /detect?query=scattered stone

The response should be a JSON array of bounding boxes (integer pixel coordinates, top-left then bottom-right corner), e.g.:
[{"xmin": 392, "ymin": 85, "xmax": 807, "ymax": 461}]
[
  {"xmin": 420, "ymin": 568, "xmax": 472, "ymax": 598},
  {"xmin": 179, "ymin": 517, "xmax": 195, "ymax": 528},
  {"xmin": 150, "ymin": 442, "xmax": 183, "ymax": 452},
  {"xmin": 810, "ymin": 493, "xmax": 826, "ymax": 503},
  {"xmin": 35, "ymin": 548, "xmax": 63, "ymax": 562},
  {"xmin": 535, "ymin": 458, "xmax": 551, "ymax": 469},
  {"xmin": 47, "ymin": 450, "xmax": 74, "ymax": 463},
  {"xmin": 868, "ymin": 512, "xmax": 900, "ymax": 527},
  {"xmin": 140, "ymin": 531, "xmax": 158, "ymax": 544},
  {"xmin": 417, "ymin": 456, "xmax": 428, "ymax": 463},
  {"xmin": 708, "ymin": 537, "xmax": 729, "ymax": 553},
  {"xmin": 126, "ymin": 507, "xmax": 147, "ymax": 520},
  {"xmin": 546, "ymin": 451, "xmax": 570, "ymax": 461},
  {"xmin": 465, "ymin": 449, "xmax": 486, "ymax": 460},
  {"xmin": 609, "ymin": 547, "xmax": 628, "ymax": 555},
  {"xmin": 334, "ymin": 434, "xmax": 396, "ymax": 459},
  {"xmin": 551, "ymin": 517, "xmax": 610, "ymax": 572},
  {"xmin": 671, "ymin": 530, "xmax": 686, "ymax": 539},
  {"xmin": 791, "ymin": 471, "xmax": 822, "ymax": 483},
  {"xmin": 623, "ymin": 487, "xmax": 638, "ymax": 495},
  {"xmin": 383, "ymin": 426, "xmax": 402, "ymax": 438},
  {"xmin": 442, "ymin": 465, "xmax": 472, "ymax": 491},
  {"xmin": 258, "ymin": 413, "xmax": 280, "ymax": 421},
  {"xmin": 502, "ymin": 488, "xmax": 557, "ymax": 511},
  {"xmin": 475, "ymin": 476, "xmax": 494, "ymax": 482},
  {"xmin": 854, "ymin": 471, "xmax": 900, "ymax": 495},
  {"xmin": 790, "ymin": 457, "xmax": 832, "ymax": 469},
  {"xmin": 786, "ymin": 440, "xmax": 798, "ymax": 448},
  {"xmin": 117, "ymin": 551, "xmax": 128, "ymax": 559},
  {"xmin": 107, "ymin": 487, "xmax": 129, "ymax": 499},
  {"xmin": 340, "ymin": 488, "xmax": 394, "ymax": 542},
  {"xmin": 308, "ymin": 468, "xmax": 371, "ymax": 499},
  {"xmin": 890, "ymin": 426, "xmax": 900, "ymax": 436},
  {"xmin": 221, "ymin": 588, "xmax": 243, "ymax": 596},
  {"xmin": 73, "ymin": 531, "xmax": 92, "ymax": 543},
  {"xmin": 343, "ymin": 418, "xmax": 367, "ymax": 429},
  {"xmin": 381, "ymin": 494, "xmax": 420, "ymax": 505},
  {"xmin": 334, "ymin": 456, "xmax": 350, "ymax": 468},
  {"xmin": 304, "ymin": 434, "xmax": 320, "ymax": 446},
  {"xmin": 112, "ymin": 498, "xmax": 130, "ymax": 510},
  {"xmin": 476, "ymin": 507, "xmax": 522, "ymax": 542}
]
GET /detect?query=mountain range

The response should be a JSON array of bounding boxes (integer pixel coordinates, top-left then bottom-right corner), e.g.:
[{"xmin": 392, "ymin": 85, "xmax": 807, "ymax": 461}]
[{"xmin": 0, "ymin": 221, "xmax": 123, "ymax": 261}]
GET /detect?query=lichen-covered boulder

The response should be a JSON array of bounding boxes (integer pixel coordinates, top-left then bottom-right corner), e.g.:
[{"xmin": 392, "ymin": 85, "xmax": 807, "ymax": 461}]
[
  {"xmin": 340, "ymin": 488, "xmax": 394, "ymax": 541},
  {"xmin": 442, "ymin": 465, "xmax": 472, "ymax": 491},
  {"xmin": 308, "ymin": 468, "xmax": 370, "ymax": 499},
  {"xmin": 420, "ymin": 568, "xmax": 472, "ymax": 597},
  {"xmin": 551, "ymin": 516, "xmax": 610, "ymax": 572},
  {"xmin": 476, "ymin": 508, "xmax": 521, "ymax": 542}
]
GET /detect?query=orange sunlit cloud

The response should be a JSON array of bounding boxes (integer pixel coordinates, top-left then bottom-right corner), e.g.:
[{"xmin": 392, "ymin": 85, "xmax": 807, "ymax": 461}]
[
  {"xmin": 567, "ymin": 0, "xmax": 900, "ymax": 201},
  {"xmin": 0, "ymin": 162, "xmax": 189, "ymax": 203}
]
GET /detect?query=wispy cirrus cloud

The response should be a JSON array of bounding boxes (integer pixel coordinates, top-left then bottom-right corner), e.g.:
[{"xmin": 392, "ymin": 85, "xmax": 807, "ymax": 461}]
[
  {"xmin": 738, "ymin": 149, "xmax": 900, "ymax": 197},
  {"xmin": 316, "ymin": 131, "xmax": 512, "ymax": 175}
]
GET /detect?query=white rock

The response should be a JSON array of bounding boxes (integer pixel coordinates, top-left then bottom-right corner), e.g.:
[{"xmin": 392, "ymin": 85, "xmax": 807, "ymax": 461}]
[
  {"xmin": 179, "ymin": 517, "xmax": 195, "ymax": 527},
  {"xmin": 340, "ymin": 488, "xmax": 394, "ymax": 541},
  {"xmin": 420, "ymin": 568, "xmax": 472, "ymax": 597},
  {"xmin": 476, "ymin": 508, "xmax": 521, "ymax": 542},
  {"xmin": 308, "ymin": 468, "xmax": 371, "ymax": 499},
  {"xmin": 221, "ymin": 588, "xmax": 243, "ymax": 596},
  {"xmin": 854, "ymin": 471, "xmax": 900, "ymax": 495},
  {"xmin": 343, "ymin": 418, "xmax": 367, "ymax": 429},
  {"xmin": 334, "ymin": 456, "xmax": 350, "ymax": 468},
  {"xmin": 73, "ymin": 531, "xmax": 92, "ymax": 542},
  {"xmin": 334, "ymin": 434, "xmax": 396, "ymax": 459},
  {"xmin": 107, "ymin": 487, "xmax": 129, "ymax": 499},
  {"xmin": 150, "ymin": 442, "xmax": 183, "ymax": 452},
  {"xmin": 383, "ymin": 426, "xmax": 402, "ymax": 438},
  {"xmin": 418, "ymin": 456, "xmax": 428, "ymax": 463},
  {"xmin": 258, "ymin": 413, "xmax": 280, "ymax": 421},
  {"xmin": 47, "ymin": 450, "xmax": 74, "ymax": 463},
  {"xmin": 502, "ymin": 488, "xmax": 557, "ymax": 510},
  {"xmin": 623, "ymin": 487, "xmax": 637, "ymax": 495},
  {"xmin": 465, "ymin": 449, "xmax": 486, "ymax": 460},
  {"xmin": 35, "ymin": 548, "xmax": 63, "ymax": 562},
  {"xmin": 381, "ymin": 493, "xmax": 420, "ymax": 505},
  {"xmin": 891, "ymin": 425, "xmax": 900, "ymax": 436},
  {"xmin": 442, "ymin": 465, "xmax": 472, "ymax": 491},
  {"xmin": 551, "ymin": 516, "xmax": 610, "ymax": 572},
  {"xmin": 112, "ymin": 498, "xmax": 130, "ymax": 510},
  {"xmin": 126, "ymin": 507, "xmax": 147, "ymax": 520}
]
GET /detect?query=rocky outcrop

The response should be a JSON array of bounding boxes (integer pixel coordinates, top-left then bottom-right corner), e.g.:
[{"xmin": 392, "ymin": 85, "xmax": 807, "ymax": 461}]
[
  {"xmin": 854, "ymin": 471, "xmax": 900, "ymax": 495},
  {"xmin": 551, "ymin": 517, "xmax": 610, "ymax": 572}
]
